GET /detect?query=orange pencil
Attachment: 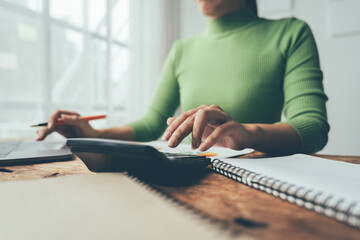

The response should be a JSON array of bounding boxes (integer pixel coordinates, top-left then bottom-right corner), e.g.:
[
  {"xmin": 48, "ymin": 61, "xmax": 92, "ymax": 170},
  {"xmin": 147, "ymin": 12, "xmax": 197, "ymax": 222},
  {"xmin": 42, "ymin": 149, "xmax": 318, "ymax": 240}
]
[{"xmin": 30, "ymin": 114, "xmax": 106, "ymax": 127}]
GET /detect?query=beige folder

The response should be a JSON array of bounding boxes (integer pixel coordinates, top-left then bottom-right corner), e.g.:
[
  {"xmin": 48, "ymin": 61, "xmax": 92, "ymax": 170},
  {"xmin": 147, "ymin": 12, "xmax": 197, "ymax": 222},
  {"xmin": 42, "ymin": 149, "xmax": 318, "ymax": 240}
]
[{"xmin": 0, "ymin": 173, "xmax": 234, "ymax": 240}]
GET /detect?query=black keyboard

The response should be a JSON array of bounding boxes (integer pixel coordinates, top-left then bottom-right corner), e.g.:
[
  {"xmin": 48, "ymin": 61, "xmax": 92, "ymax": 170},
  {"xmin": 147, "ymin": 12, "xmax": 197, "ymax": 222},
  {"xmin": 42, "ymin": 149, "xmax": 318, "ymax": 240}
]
[{"xmin": 66, "ymin": 138, "xmax": 210, "ymax": 183}]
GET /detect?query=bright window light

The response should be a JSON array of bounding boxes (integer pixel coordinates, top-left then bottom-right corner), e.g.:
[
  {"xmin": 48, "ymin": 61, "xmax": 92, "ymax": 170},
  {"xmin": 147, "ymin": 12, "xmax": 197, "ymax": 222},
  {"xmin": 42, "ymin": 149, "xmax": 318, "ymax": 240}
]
[{"xmin": 0, "ymin": 0, "xmax": 129, "ymax": 139}]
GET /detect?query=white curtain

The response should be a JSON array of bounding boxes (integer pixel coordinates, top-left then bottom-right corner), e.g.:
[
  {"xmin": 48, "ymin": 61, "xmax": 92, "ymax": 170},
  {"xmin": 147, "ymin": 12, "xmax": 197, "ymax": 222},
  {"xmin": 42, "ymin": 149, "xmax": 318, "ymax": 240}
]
[{"xmin": 126, "ymin": 0, "xmax": 180, "ymax": 123}]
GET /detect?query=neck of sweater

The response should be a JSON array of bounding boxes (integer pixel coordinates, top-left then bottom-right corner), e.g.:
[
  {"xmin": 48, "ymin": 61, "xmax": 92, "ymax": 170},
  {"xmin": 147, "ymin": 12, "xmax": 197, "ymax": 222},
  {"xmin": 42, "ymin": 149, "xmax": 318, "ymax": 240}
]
[{"xmin": 206, "ymin": 8, "xmax": 258, "ymax": 35}]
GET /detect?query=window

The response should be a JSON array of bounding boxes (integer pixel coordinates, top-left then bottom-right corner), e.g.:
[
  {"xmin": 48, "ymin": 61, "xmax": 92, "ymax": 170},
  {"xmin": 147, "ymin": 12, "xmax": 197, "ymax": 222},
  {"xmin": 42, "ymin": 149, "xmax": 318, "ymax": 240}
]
[{"xmin": 0, "ymin": 0, "xmax": 129, "ymax": 139}]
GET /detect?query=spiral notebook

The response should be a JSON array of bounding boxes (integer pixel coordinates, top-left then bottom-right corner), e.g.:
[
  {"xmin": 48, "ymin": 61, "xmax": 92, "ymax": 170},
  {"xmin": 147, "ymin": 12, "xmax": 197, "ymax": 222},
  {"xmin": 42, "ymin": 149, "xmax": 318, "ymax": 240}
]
[{"xmin": 211, "ymin": 154, "xmax": 360, "ymax": 228}]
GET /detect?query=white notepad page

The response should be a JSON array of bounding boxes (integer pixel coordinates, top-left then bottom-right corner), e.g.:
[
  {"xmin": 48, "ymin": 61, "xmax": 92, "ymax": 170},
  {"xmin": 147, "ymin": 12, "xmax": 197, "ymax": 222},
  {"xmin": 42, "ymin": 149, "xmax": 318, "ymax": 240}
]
[{"xmin": 221, "ymin": 154, "xmax": 360, "ymax": 204}]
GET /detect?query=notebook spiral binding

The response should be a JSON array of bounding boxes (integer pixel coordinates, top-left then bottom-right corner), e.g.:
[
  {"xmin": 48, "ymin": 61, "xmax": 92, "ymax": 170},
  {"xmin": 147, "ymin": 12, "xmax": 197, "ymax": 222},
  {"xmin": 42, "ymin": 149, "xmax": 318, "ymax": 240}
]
[{"xmin": 211, "ymin": 158, "xmax": 360, "ymax": 228}]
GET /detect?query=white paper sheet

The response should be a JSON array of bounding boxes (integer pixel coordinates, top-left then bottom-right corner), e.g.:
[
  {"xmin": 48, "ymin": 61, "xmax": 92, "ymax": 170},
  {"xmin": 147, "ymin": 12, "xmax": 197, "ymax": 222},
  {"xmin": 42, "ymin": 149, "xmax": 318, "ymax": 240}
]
[{"xmin": 147, "ymin": 141, "xmax": 253, "ymax": 159}]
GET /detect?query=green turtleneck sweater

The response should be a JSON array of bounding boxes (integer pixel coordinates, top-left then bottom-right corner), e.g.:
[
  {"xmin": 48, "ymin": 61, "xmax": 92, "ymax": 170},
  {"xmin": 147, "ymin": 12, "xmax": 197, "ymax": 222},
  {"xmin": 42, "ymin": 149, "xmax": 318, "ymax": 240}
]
[{"xmin": 128, "ymin": 8, "xmax": 329, "ymax": 153}]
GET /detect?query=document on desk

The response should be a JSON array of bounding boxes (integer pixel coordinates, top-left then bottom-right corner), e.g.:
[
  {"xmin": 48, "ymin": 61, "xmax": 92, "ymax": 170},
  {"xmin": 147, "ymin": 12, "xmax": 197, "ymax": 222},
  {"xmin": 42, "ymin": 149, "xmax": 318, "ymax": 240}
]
[
  {"xmin": 147, "ymin": 140, "xmax": 253, "ymax": 158},
  {"xmin": 0, "ymin": 174, "xmax": 234, "ymax": 240},
  {"xmin": 211, "ymin": 154, "xmax": 360, "ymax": 229}
]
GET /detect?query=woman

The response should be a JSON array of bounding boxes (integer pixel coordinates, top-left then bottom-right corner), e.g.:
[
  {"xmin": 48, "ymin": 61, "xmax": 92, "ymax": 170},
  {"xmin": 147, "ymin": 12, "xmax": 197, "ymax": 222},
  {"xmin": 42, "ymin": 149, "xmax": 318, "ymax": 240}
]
[{"xmin": 37, "ymin": 0, "xmax": 329, "ymax": 154}]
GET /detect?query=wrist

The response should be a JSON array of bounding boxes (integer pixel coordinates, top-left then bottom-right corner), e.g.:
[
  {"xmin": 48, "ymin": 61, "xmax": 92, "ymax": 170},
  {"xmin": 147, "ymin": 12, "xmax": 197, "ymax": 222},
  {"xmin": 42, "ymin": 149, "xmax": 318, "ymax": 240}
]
[{"xmin": 243, "ymin": 124, "xmax": 261, "ymax": 149}]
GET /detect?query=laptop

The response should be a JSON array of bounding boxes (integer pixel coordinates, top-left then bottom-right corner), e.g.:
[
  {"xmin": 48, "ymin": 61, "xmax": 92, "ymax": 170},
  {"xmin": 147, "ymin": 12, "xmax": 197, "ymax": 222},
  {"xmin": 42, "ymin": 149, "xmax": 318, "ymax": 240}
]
[{"xmin": 0, "ymin": 140, "xmax": 73, "ymax": 166}]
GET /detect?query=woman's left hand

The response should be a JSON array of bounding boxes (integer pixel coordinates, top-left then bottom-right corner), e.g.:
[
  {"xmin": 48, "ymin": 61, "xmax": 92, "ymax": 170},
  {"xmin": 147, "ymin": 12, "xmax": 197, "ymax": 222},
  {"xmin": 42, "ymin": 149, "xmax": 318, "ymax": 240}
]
[{"xmin": 162, "ymin": 104, "xmax": 255, "ymax": 151}]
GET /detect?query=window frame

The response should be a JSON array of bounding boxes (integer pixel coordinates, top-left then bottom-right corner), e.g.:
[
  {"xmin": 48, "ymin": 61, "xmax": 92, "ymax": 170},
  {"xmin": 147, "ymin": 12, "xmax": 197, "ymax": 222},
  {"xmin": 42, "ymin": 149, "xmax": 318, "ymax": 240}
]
[{"xmin": 0, "ymin": 0, "xmax": 128, "ymax": 137}]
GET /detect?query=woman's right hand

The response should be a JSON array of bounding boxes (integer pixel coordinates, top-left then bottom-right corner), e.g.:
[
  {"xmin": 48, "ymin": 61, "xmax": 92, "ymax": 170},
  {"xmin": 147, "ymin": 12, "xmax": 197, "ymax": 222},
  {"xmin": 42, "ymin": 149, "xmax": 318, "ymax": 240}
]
[{"xmin": 36, "ymin": 110, "xmax": 99, "ymax": 141}]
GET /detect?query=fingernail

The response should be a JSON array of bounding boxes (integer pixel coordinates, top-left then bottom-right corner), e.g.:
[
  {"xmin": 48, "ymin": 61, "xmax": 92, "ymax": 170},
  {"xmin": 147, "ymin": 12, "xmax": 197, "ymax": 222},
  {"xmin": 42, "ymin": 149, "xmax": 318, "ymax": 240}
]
[
  {"xmin": 168, "ymin": 137, "xmax": 176, "ymax": 147},
  {"xmin": 48, "ymin": 122, "xmax": 52, "ymax": 128},
  {"xmin": 191, "ymin": 138, "xmax": 196, "ymax": 149},
  {"xmin": 162, "ymin": 131, "xmax": 170, "ymax": 141},
  {"xmin": 199, "ymin": 141, "xmax": 207, "ymax": 151},
  {"xmin": 196, "ymin": 140, "xmax": 201, "ymax": 149}
]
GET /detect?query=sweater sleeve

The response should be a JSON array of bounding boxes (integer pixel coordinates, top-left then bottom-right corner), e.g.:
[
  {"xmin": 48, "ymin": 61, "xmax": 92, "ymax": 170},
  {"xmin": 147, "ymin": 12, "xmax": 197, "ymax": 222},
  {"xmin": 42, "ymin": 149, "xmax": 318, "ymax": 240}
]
[
  {"xmin": 126, "ymin": 42, "xmax": 181, "ymax": 141},
  {"xmin": 280, "ymin": 19, "xmax": 330, "ymax": 153}
]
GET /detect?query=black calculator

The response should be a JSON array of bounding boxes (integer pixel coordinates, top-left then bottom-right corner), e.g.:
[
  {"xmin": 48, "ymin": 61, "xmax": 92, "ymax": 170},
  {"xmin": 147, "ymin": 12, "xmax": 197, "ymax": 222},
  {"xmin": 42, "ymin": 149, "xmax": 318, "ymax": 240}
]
[{"xmin": 66, "ymin": 138, "xmax": 210, "ymax": 183}]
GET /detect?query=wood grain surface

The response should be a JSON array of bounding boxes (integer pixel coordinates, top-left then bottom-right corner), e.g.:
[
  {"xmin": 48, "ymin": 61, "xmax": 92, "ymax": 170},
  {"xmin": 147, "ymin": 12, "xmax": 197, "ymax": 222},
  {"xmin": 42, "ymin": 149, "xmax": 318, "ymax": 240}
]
[{"xmin": 0, "ymin": 152, "xmax": 359, "ymax": 240}]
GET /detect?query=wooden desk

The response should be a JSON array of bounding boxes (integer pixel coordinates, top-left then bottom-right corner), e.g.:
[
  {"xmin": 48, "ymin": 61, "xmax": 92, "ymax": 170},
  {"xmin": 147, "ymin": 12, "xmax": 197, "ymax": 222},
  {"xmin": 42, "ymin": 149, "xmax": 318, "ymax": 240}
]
[{"xmin": 1, "ymin": 153, "xmax": 359, "ymax": 240}]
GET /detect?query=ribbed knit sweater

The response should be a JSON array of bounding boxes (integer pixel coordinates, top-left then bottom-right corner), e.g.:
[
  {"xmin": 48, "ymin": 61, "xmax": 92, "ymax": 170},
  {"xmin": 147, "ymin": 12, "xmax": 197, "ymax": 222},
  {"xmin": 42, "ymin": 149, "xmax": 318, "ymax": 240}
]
[{"xmin": 128, "ymin": 8, "xmax": 329, "ymax": 153}]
